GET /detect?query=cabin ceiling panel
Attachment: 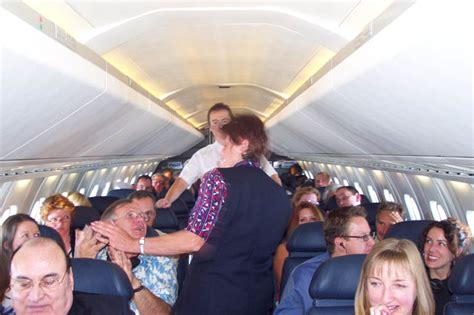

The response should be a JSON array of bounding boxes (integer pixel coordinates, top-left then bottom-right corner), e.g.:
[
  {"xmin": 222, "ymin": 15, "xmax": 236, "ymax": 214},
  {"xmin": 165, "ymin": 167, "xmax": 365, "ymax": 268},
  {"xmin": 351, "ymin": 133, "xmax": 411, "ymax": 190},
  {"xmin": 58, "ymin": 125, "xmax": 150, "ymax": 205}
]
[
  {"xmin": 267, "ymin": 0, "xmax": 473, "ymax": 165},
  {"xmin": 25, "ymin": 0, "xmax": 397, "ymax": 128}
]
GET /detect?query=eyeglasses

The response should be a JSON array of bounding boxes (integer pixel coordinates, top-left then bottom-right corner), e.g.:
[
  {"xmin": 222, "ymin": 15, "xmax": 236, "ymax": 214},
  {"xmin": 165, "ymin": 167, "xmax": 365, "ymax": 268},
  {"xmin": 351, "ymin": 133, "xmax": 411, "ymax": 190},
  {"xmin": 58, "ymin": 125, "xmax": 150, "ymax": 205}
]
[
  {"xmin": 47, "ymin": 215, "xmax": 71, "ymax": 224},
  {"xmin": 343, "ymin": 234, "xmax": 374, "ymax": 242},
  {"xmin": 11, "ymin": 270, "xmax": 68, "ymax": 293},
  {"xmin": 114, "ymin": 210, "xmax": 148, "ymax": 222}
]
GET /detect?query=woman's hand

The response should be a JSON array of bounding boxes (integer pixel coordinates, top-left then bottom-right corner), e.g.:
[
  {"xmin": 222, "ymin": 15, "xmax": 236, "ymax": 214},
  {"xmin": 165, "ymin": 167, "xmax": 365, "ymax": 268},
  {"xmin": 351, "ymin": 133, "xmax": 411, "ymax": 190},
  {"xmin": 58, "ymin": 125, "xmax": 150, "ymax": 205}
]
[
  {"xmin": 370, "ymin": 304, "xmax": 391, "ymax": 315},
  {"xmin": 91, "ymin": 221, "xmax": 139, "ymax": 253}
]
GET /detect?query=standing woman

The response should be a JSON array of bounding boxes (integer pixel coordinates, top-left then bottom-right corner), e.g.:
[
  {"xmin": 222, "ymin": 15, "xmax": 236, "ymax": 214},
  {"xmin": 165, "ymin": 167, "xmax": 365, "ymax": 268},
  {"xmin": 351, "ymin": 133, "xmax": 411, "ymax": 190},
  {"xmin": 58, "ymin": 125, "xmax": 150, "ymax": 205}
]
[
  {"xmin": 41, "ymin": 194, "xmax": 76, "ymax": 256},
  {"xmin": 355, "ymin": 238, "xmax": 434, "ymax": 315},
  {"xmin": 422, "ymin": 218, "xmax": 472, "ymax": 315},
  {"xmin": 92, "ymin": 114, "xmax": 291, "ymax": 315}
]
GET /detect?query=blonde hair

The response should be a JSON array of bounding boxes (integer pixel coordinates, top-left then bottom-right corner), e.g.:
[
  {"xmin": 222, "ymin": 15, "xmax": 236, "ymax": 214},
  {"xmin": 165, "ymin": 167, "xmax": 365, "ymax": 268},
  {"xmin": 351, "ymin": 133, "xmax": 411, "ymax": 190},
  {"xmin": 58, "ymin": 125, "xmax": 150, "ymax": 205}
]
[
  {"xmin": 355, "ymin": 239, "xmax": 434, "ymax": 315},
  {"xmin": 67, "ymin": 192, "xmax": 92, "ymax": 208},
  {"xmin": 40, "ymin": 194, "xmax": 75, "ymax": 222},
  {"xmin": 291, "ymin": 186, "xmax": 320, "ymax": 208}
]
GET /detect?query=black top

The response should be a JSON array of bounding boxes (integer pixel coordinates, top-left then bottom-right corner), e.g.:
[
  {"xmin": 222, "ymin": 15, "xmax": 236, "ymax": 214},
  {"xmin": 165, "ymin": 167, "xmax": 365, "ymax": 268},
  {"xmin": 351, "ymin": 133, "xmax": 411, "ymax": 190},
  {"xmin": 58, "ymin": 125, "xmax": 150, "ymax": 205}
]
[
  {"xmin": 431, "ymin": 278, "xmax": 452, "ymax": 315},
  {"xmin": 174, "ymin": 166, "xmax": 291, "ymax": 315}
]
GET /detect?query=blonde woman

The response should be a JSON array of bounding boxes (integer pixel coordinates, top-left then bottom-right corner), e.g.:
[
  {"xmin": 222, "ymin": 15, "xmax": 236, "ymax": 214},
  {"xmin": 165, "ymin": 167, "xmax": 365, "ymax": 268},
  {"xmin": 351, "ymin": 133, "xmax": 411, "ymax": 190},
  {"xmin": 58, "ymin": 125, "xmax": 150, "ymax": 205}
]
[
  {"xmin": 41, "ymin": 194, "xmax": 75, "ymax": 256},
  {"xmin": 67, "ymin": 191, "xmax": 92, "ymax": 207},
  {"xmin": 355, "ymin": 239, "xmax": 434, "ymax": 315}
]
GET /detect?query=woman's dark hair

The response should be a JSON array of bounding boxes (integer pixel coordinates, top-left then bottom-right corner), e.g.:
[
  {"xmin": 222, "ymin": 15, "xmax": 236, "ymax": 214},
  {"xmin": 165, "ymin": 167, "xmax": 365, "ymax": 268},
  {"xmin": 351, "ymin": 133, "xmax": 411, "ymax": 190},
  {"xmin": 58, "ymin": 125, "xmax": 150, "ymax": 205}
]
[
  {"xmin": 0, "ymin": 253, "xmax": 9, "ymax": 302},
  {"xmin": 2, "ymin": 214, "xmax": 39, "ymax": 257},
  {"xmin": 221, "ymin": 114, "xmax": 268, "ymax": 161},
  {"xmin": 422, "ymin": 217, "xmax": 472, "ymax": 259}
]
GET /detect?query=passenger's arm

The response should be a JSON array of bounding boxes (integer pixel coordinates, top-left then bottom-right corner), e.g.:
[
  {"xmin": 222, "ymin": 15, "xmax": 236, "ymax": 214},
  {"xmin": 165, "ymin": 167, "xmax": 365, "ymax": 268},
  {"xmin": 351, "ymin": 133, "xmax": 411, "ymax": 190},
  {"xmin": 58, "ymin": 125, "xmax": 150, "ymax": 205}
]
[
  {"xmin": 74, "ymin": 225, "xmax": 106, "ymax": 258},
  {"xmin": 271, "ymin": 174, "xmax": 282, "ymax": 186},
  {"xmin": 108, "ymin": 248, "xmax": 171, "ymax": 315},
  {"xmin": 156, "ymin": 177, "xmax": 189, "ymax": 208},
  {"xmin": 273, "ymin": 242, "xmax": 289, "ymax": 294}
]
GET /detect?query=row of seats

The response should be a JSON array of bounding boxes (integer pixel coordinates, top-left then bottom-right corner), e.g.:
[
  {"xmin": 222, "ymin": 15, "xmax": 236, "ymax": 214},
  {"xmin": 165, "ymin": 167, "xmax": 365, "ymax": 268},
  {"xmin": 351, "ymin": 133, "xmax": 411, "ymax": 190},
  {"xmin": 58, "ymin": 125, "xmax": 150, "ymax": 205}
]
[{"xmin": 284, "ymin": 220, "xmax": 474, "ymax": 314}]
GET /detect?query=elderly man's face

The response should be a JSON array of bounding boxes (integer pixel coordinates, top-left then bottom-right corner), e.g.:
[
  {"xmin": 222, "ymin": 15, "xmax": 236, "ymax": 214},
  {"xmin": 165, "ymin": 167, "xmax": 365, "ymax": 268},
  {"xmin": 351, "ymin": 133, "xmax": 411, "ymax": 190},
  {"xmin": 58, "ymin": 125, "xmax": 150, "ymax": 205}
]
[
  {"xmin": 10, "ymin": 242, "xmax": 73, "ymax": 315},
  {"xmin": 113, "ymin": 204, "xmax": 147, "ymax": 239},
  {"xmin": 152, "ymin": 175, "xmax": 165, "ymax": 193},
  {"xmin": 132, "ymin": 197, "xmax": 156, "ymax": 228}
]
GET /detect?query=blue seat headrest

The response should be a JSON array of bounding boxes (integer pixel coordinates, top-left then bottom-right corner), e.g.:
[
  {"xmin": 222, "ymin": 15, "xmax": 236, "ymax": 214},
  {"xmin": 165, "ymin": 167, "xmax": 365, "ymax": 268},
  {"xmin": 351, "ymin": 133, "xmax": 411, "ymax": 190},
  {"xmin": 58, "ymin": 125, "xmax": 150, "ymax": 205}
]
[
  {"xmin": 384, "ymin": 220, "xmax": 434, "ymax": 249},
  {"xmin": 71, "ymin": 258, "xmax": 133, "ymax": 299},
  {"xmin": 449, "ymin": 254, "xmax": 474, "ymax": 297},
  {"xmin": 89, "ymin": 196, "xmax": 119, "ymax": 214},
  {"xmin": 107, "ymin": 189, "xmax": 136, "ymax": 199},
  {"xmin": 287, "ymin": 222, "xmax": 326, "ymax": 254},
  {"xmin": 153, "ymin": 209, "xmax": 179, "ymax": 233},
  {"xmin": 309, "ymin": 254, "xmax": 366, "ymax": 299},
  {"xmin": 38, "ymin": 225, "xmax": 66, "ymax": 250},
  {"xmin": 360, "ymin": 203, "xmax": 381, "ymax": 231},
  {"xmin": 71, "ymin": 206, "xmax": 101, "ymax": 230}
]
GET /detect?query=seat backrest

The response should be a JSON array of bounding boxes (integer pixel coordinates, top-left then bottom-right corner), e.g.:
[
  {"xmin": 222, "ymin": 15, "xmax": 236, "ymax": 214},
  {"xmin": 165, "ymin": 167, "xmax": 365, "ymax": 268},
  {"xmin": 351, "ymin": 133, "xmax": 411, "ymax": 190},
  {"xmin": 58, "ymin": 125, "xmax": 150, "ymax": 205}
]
[
  {"xmin": 107, "ymin": 189, "xmax": 136, "ymax": 199},
  {"xmin": 71, "ymin": 258, "xmax": 133, "ymax": 299},
  {"xmin": 360, "ymin": 202, "xmax": 381, "ymax": 233},
  {"xmin": 308, "ymin": 254, "xmax": 366, "ymax": 315},
  {"xmin": 39, "ymin": 225, "xmax": 66, "ymax": 250},
  {"xmin": 153, "ymin": 209, "xmax": 179, "ymax": 233},
  {"xmin": 384, "ymin": 220, "xmax": 434, "ymax": 250},
  {"xmin": 280, "ymin": 222, "xmax": 327, "ymax": 294},
  {"xmin": 71, "ymin": 206, "xmax": 101, "ymax": 230},
  {"xmin": 445, "ymin": 254, "xmax": 474, "ymax": 314},
  {"xmin": 89, "ymin": 196, "xmax": 119, "ymax": 214}
]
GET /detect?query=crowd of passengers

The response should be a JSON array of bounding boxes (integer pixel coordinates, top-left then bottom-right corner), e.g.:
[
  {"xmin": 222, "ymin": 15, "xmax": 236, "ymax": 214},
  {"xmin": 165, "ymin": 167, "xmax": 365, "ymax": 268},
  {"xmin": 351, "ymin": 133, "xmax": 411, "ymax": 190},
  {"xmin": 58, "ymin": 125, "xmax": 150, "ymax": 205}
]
[{"xmin": 0, "ymin": 103, "xmax": 472, "ymax": 315}]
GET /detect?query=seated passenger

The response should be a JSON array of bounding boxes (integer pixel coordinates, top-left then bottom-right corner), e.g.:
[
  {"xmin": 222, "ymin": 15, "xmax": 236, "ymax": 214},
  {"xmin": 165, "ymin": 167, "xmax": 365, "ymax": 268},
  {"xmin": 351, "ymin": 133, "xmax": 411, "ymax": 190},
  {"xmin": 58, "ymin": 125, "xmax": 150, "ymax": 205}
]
[
  {"xmin": 273, "ymin": 202, "xmax": 324, "ymax": 299},
  {"xmin": 291, "ymin": 186, "xmax": 321, "ymax": 208},
  {"xmin": 314, "ymin": 171, "xmax": 331, "ymax": 190},
  {"xmin": 67, "ymin": 191, "xmax": 93, "ymax": 208},
  {"xmin": 335, "ymin": 185, "xmax": 362, "ymax": 208},
  {"xmin": 134, "ymin": 175, "xmax": 154, "ymax": 193},
  {"xmin": 9, "ymin": 237, "xmax": 132, "ymax": 315},
  {"xmin": 97, "ymin": 200, "xmax": 177, "ymax": 314},
  {"xmin": 1, "ymin": 214, "xmax": 40, "ymax": 313},
  {"xmin": 276, "ymin": 206, "xmax": 375, "ymax": 314},
  {"xmin": 355, "ymin": 238, "xmax": 435, "ymax": 315},
  {"xmin": 128, "ymin": 190, "xmax": 172, "ymax": 237},
  {"xmin": 2, "ymin": 213, "xmax": 40, "ymax": 258},
  {"xmin": 151, "ymin": 172, "xmax": 167, "ymax": 198},
  {"xmin": 422, "ymin": 218, "xmax": 472, "ymax": 315},
  {"xmin": 41, "ymin": 194, "xmax": 75, "ymax": 256},
  {"xmin": 375, "ymin": 202, "xmax": 404, "ymax": 242}
]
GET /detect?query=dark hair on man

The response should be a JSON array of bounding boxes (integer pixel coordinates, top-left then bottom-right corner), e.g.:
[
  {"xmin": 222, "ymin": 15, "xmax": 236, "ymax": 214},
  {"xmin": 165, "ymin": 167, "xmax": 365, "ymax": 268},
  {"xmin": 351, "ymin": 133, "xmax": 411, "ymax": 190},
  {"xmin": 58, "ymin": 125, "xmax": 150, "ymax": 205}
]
[
  {"xmin": 376, "ymin": 202, "xmax": 403, "ymax": 219},
  {"xmin": 101, "ymin": 199, "xmax": 134, "ymax": 222},
  {"xmin": 135, "ymin": 175, "xmax": 152, "ymax": 184},
  {"xmin": 324, "ymin": 206, "xmax": 367, "ymax": 254},
  {"xmin": 221, "ymin": 114, "xmax": 268, "ymax": 161},
  {"xmin": 421, "ymin": 217, "xmax": 472, "ymax": 258},
  {"xmin": 2, "ymin": 214, "xmax": 39, "ymax": 258},
  {"xmin": 128, "ymin": 190, "xmax": 156, "ymax": 204},
  {"xmin": 207, "ymin": 102, "xmax": 234, "ymax": 123},
  {"xmin": 336, "ymin": 185, "xmax": 359, "ymax": 195}
]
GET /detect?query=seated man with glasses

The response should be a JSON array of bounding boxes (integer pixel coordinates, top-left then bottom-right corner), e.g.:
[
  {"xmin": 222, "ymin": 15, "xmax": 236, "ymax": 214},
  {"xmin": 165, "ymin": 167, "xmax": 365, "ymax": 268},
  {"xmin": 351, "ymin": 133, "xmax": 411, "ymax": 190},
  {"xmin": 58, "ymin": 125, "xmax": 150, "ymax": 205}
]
[
  {"xmin": 9, "ymin": 237, "xmax": 131, "ymax": 315},
  {"xmin": 276, "ymin": 206, "xmax": 375, "ymax": 315},
  {"xmin": 76, "ymin": 199, "xmax": 177, "ymax": 314}
]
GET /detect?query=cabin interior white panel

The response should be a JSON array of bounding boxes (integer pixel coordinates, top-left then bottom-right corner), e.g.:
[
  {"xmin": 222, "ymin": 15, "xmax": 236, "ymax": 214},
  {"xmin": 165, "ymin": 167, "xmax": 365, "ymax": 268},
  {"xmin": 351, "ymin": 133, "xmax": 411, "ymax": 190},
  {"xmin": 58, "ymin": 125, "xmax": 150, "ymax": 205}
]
[
  {"xmin": 267, "ymin": 0, "xmax": 473, "ymax": 170},
  {"xmin": 1, "ymin": 7, "xmax": 203, "ymax": 163}
]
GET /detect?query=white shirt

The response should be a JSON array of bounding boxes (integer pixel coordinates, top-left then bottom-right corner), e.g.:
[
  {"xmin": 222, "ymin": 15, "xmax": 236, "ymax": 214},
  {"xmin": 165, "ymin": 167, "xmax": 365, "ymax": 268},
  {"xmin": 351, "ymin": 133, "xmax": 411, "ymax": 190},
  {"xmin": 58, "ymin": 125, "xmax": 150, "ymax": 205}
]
[{"xmin": 179, "ymin": 141, "xmax": 277, "ymax": 185}]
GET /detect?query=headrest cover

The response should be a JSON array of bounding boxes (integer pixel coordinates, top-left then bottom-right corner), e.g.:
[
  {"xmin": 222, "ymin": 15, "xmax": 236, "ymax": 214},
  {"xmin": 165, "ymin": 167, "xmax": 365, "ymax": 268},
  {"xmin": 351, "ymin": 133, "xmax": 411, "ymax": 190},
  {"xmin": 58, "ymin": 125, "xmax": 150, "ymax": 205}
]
[
  {"xmin": 107, "ymin": 189, "xmax": 136, "ymax": 199},
  {"xmin": 449, "ymin": 254, "xmax": 474, "ymax": 295},
  {"xmin": 309, "ymin": 254, "xmax": 366, "ymax": 299},
  {"xmin": 287, "ymin": 222, "xmax": 326, "ymax": 253},
  {"xmin": 153, "ymin": 209, "xmax": 179, "ymax": 230},
  {"xmin": 384, "ymin": 220, "xmax": 434, "ymax": 248},
  {"xmin": 71, "ymin": 206, "xmax": 101, "ymax": 230}
]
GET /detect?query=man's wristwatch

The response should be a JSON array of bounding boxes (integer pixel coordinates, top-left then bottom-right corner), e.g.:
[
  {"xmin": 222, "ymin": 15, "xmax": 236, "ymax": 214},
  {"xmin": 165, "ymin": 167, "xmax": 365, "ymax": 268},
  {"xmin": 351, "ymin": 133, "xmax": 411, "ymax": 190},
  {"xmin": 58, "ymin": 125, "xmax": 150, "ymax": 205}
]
[{"xmin": 139, "ymin": 237, "xmax": 145, "ymax": 255}]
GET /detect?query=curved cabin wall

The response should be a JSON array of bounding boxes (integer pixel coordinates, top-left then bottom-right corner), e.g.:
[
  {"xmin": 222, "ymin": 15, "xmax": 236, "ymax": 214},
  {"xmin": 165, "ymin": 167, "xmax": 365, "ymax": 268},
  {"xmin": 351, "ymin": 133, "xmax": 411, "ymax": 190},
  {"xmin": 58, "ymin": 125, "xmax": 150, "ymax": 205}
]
[{"xmin": 0, "ymin": 7, "xmax": 203, "ymax": 162}]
